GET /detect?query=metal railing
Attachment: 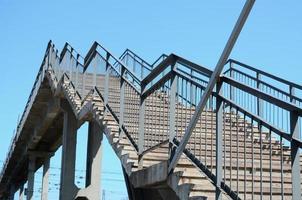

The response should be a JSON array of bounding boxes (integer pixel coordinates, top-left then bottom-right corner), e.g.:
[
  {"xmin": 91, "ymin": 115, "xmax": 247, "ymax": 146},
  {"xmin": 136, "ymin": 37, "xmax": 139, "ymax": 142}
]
[
  {"xmin": 61, "ymin": 40, "xmax": 301, "ymax": 199},
  {"xmin": 1, "ymin": 36, "xmax": 302, "ymax": 199}
]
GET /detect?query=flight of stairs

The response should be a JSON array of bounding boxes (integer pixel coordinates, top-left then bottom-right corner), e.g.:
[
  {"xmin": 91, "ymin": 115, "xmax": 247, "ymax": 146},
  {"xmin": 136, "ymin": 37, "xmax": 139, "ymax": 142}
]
[{"xmin": 47, "ymin": 48, "xmax": 300, "ymax": 200}]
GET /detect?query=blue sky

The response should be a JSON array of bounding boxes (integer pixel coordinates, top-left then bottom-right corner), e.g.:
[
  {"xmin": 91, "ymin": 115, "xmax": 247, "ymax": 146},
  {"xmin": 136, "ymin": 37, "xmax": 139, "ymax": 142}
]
[{"xmin": 0, "ymin": 1, "xmax": 301, "ymax": 199}]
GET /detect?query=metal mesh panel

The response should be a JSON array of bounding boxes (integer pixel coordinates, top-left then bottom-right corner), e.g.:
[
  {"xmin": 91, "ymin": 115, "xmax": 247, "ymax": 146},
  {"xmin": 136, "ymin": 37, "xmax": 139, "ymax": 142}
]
[
  {"xmin": 143, "ymin": 80, "xmax": 170, "ymax": 150},
  {"xmin": 123, "ymin": 82, "xmax": 140, "ymax": 144},
  {"xmin": 107, "ymin": 66, "xmax": 121, "ymax": 117}
]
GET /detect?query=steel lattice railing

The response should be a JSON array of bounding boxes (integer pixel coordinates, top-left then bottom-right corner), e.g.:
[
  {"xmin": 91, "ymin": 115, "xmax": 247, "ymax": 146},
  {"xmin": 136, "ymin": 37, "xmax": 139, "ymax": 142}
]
[{"xmin": 1, "ymin": 37, "xmax": 302, "ymax": 199}]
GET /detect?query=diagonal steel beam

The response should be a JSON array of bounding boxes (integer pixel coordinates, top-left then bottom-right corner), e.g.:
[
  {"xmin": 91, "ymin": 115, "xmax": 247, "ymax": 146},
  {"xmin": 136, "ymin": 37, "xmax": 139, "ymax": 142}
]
[{"xmin": 168, "ymin": 0, "xmax": 256, "ymax": 173}]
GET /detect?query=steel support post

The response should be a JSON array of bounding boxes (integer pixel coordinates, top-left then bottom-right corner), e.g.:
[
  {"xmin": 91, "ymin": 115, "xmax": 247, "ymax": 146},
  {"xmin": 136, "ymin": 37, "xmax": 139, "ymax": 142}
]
[
  {"xmin": 41, "ymin": 158, "xmax": 50, "ymax": 200},
  {"xmin": 59, "ymin": 103, "xmax": 78, "ymax": 200},
  {"xmin": 104, "ymin": 52, "xmax": 110, "ymax": 107},
  {"xmin": 229, "ymin": 61, "xmax": 234, "ymax": 101},
  {"xmin": 168, "ymin": 63, "xmax": 177, "ymax": 160},
  {"xmin": 289, "ymin": 87, "xmax": 301, "ymax": 199},
  {"xmin": 82, "ymin": 68, "xmax": 86, "ymax": 98},
  {"xmin": 119, "ymin": 66, "xmax": 126, "ymax": 139},
  {"xmin": 138, "ymin": 85, "xmax": 146, "ymax": 169},
  {"xmin": 256, "ymin": 72, "xmax": 263, "ymax": 117},
  {"xmin": 27, "ymin": 156, "xmax": 35, "ymax": 200},
  {"xmin": 69, "ymin": 50, "xmax": 74, "ymax": 82},
  {"xmin": 215, "ymin": 80, "xmax": 223, "ymax": 200},
  {"xmin": 93, "ymin": 54, "xmax": 98, "ymax": 89},
  {"xmin": 75, "ymin": 55, "xmax": 80, "ymax": 93},
  {"xmin": 168, "ymin": 0, "xmax": 255, "ymax": 173}
]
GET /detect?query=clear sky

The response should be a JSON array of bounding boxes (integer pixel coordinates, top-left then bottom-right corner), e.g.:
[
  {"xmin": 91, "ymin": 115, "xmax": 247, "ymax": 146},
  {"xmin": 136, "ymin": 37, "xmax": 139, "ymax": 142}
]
[{"xmin": 0, "ymin": 1, "xmax": 301, "ymax": 200}]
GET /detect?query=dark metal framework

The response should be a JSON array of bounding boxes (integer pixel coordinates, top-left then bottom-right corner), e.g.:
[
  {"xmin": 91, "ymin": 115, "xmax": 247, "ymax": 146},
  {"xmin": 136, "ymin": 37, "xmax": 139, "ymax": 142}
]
[{"xmin": 1, "ymin": 1, "xmax": 302, "ymax": 199}]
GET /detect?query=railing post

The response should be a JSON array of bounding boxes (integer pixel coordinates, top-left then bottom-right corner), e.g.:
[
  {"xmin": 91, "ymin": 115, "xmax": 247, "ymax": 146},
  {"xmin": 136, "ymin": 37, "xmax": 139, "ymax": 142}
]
[
  {"xmin": 104, "ymin": 52, "xmax": 110, "ymax": 107},
  {"xmin": 169, "ymin": 62, "xmax": 177, "ymax": 160},
  {"xmin": 229, "ymin": 61, "xmax": 234, "ymax": 101},
  {"xmin": 138, "ymin": 84, "xmax": 146, "ymax": 169},
  {"xmin": 75, "ymin": 54, "xmax": 80, "ymax": 95},
  {"xmin": 289, "ymin": 86, "xmax": 301, "ymax": 199},
  {"xmin": 93, "ymin": 54, "xmax": 98, "ymax": 88},
  {"xmin": 119, "ymin": 65, "xmax": 126, "ymax": 139},
  {"xmin": 256, "ymin": 72, "xmax": 263, "ymax": 117},
  {"xmin": 141, "ymin": 60, "xmax": 144, "ymax": 80},
  {"xmin": 215, "ymin": 80, "xmax": 223, "ymax": 200},
  {"xmin": 69, "ymin": 49, "xmax": 73, "ymax": 82}
]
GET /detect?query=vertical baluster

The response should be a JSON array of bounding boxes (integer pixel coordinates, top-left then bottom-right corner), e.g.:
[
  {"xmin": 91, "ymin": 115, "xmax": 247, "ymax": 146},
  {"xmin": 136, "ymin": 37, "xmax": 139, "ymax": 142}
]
[
  {"xmin": 259, "ymin": 123, "xmax": 263, "ymax": 199},
  {"xmin": 104, "ymin": 52, "xmax": 110, "ymax": 107},
  {"xmin": 229, "ymin": 105, "xmax": 233, "ymax": 189},
  {"xmin": 251, "ymin": 118, "xmax": 254, "ymax": 200},
  {"xmin": 215, "ymin": 80, "xmax": 223, "ymax": 200},
  {"xmin": 169, "ymin": 66, "xmax": 177, "ymax": 159},
  {"xmin": 243, "ymin": 114, "xmax": 246, "ymax": 200},
  {"xmin": 280, "ymin": 135, "xmax": 284, "ymax": 200},
  {"xmin": 138, "ymin": 82, "xmax": 146, "ymax": 169},
  {"xmin": 223, "ymin": 103, "xmax": 226, "ymax": 186},
  {"xmin": 230, "ymin": 61, "xmax": 234, "ymax": 102},
  {"xmin": 70, "ymin": 49, "xmax": 73, "ymax": 83},
  {"xmin": 257, "ymin": 72, "xmax": 263, "ymax": 117},
  {"xmin": 211, "ymin": 96, "xmax": 214, "ymax": 172},
  {"xmin": 75, "ymin": 54, "xmax": 80, "ymax": 96},
  {"xmin": 119, "ymin": 65, "xmax": 126, "ymax": 140},
  {"xmin": 269, "ymin": 128, "xmax": 272, "ymax": 200},
  {"xmin": 236, "ymin": 109, "xmax": 239, "ymax": 197},
  {"xmin": 289, "ymin": 86, "xmax": 301, "ymax": 199},
  {"xmin": 205, "ymin": 95, "xmax": 208, "ymax": 167}
]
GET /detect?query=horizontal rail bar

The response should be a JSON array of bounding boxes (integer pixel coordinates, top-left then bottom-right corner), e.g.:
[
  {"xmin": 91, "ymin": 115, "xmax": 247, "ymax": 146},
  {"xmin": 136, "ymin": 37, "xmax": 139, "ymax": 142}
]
[
  {"xmin": 142, "ymin": 71, "xmax": 174, "ymax": 99},
  {"xmin": 214, "ymin": 92, "xmax": 302, "ymax": 145},
  {"xmin": 141, "ymin": 54, "xmax": 175, "ymax": 86},
  {"xmin": 176, "ymin": 56, "xmax": 212, "ymax": 77},
  {"xmin": 230, "ymin": 68, "xmax": 302, "ymax": 103},
  {"xmin": 221, "ymin": 75, "xmax": 302, "ymax": 115},
  {"xmin": 228, "ymin": 59, "xmax": 302, "ymax": 91}
]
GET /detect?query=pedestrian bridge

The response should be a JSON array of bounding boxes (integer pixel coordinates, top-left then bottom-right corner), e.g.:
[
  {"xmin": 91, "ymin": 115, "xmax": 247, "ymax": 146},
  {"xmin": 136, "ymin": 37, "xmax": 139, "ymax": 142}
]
[{"xmin": 0, "ymin": 40, "xmax": 301, "ymax": 200}]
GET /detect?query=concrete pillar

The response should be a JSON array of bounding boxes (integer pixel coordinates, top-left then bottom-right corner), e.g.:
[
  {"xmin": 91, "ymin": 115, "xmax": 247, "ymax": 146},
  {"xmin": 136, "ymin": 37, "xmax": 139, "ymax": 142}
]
[
  {"xmin": 75, "ymin": 121, "xmax": 103, "ymax": 199},
  {"xmin": 59, "ymin": 104, "xmax": 78, "ymax": 200},
  {"xmin": 41, "ymin": 158, "xmax": 50, "ymax": 200},
  {"xmin": 85, "ymin": 121, "xmax": 103, "ymax": 194},
  {"xmin": 19, "ymin": 185, "xmax": 24, "ymax": 200},
  {"xmin": 27, "ymin": 156, "xmax": 35, "ymax": 200}
]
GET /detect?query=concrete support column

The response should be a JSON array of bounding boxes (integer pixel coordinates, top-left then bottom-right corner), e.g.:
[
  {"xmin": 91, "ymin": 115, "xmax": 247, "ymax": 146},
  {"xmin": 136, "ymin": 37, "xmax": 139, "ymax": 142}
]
[
  {"xmin": 41, "ymin": 158, "xmax": 50, "ymax": 200},
  {"xmin": 27, "ymin": 156, "xmax": 35, "ymax": 200},
  {"xmin": 19, "ymin": 185, "xmax": 24, "ymax": 200},
  {"xmin": 77, "ymin": 121, "xmax": 103, "ymax": 199},
  {"xmin": 86, "ymin": 121, "xmax": 103, "ymax": 194},
  {"xmin": 59, "ymin": 103, "xmax": 78, "ymax": 200}
]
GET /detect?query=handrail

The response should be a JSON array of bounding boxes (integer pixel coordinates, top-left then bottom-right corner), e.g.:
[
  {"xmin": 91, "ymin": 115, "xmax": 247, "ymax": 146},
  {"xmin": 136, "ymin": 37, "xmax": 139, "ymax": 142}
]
[
  {"xmin": 173, "ymin": 64, "xmax": 301, "ymax": 144},
  {"xmin": 151, "ymin": 54, "xmax": 168, "ymax": 67},
  {"xmin": 227, "ymin": 59, "xmax": 302, "ymax": 91},
  {"xmin": 141, "ymin": 53, "xmax": 212, "ymax": 88},
  {"xmin": 221, "ymin": 75, "xmax": 302, "ymax": 114},
  {"xmin": 120, "ymin": 48, "xmax": 153, "ymax": 69},
  {"xmin": 141, "ymin": 54, "xmax": 176, "ymax": 87}
]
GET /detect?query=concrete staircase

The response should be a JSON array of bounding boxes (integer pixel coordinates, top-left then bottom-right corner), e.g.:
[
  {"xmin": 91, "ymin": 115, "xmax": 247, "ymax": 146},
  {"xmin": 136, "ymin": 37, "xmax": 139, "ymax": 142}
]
[{"xmin": 51, "ymin": 67, "xmax": 298, "ymax": 200}]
